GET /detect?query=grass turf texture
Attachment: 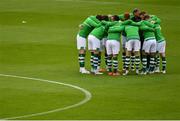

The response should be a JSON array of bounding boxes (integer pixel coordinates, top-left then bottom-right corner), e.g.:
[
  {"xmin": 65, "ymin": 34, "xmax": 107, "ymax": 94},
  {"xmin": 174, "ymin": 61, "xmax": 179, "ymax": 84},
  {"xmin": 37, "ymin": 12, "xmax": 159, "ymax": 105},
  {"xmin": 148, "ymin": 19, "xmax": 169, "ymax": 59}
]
[{"xmin": 0, "ymin": 0, "xmax": 180, "ymax": 120}]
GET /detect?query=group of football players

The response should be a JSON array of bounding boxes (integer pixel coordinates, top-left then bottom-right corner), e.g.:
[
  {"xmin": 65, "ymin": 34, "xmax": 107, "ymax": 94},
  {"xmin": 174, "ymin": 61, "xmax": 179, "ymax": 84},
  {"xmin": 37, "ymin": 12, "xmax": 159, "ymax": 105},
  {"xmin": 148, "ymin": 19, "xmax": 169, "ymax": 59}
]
[{"xmin": 76, "ymin": 8, "xmax": 166, "ymax": 76}]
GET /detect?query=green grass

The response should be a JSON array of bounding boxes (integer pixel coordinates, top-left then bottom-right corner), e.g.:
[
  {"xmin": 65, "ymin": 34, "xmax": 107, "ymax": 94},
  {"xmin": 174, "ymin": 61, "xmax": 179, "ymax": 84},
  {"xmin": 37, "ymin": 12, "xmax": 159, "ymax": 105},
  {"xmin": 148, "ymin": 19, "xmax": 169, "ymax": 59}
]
[{"xmin": 0, "ymin": 0, "xmax": 180, "ymax": 119}]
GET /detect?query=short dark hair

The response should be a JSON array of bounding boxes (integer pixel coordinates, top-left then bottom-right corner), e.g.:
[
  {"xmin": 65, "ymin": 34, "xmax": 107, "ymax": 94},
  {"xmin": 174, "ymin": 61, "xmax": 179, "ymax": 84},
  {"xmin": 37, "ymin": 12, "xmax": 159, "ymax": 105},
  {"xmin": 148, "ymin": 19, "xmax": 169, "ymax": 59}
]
[
  {"xmin": 112, "ymin": 15, "xmax": 119, "ymax": 21},
  {"xmin": 102, "ymin": 15, "xmax": 109, "ymax": 21},
  {"xmin": 124, "ymin": 12, "xmax": 130, "ymax": 20},
  {"xmin": 140, "ymin": 11, "xmax": 146, "ymax": 16},
  {"xmin": 133, "ymin": 8, "xmax": 140, "ymax": 14},
  {"xmin": 144, "ymin": 14, "xmax": 150, "ymax": 20},
  {"xmin": 96, "ymin": 15, "xmax": 102, "ymax": 20}
]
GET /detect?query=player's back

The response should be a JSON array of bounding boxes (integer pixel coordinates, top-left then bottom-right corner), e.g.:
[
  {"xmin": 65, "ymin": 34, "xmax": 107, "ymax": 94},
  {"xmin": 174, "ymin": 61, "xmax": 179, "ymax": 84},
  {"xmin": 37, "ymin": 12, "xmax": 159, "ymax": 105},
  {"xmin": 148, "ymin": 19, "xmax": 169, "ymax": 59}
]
[{"xmin": 125, "ymin": 25, "xmax": 140, "ymax": 40}]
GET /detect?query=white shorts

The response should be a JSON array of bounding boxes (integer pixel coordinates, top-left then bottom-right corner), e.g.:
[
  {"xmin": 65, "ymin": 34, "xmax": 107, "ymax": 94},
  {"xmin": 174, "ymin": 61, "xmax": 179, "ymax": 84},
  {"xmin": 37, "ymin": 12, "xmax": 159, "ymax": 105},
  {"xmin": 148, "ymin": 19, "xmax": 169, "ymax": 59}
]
[
  {"xmin": 143, "ymin": 39, "xmax": 157, "ymax": 53},
  {"xmin": 126, "ymin": 39, "xmax": 140, "ymax": 51},
  {"xmin": 77, "ymin": 34, "xmax": 86, "ymax": 50},
  {"xmin": 106, "ymin": 40, "xmax": 120, "ymax": 55},
  {"xmin": 121, "ymin": 35, "xmax": 127, "ymax": 49},
  {"xmin": 157, "ymin": 41, "xmax": 166, "ymax": 53},
  {"xmin": 88, "ymin": 35, "xmax": 101, "ymax": 51},
  {"xmin": 100, "ymin": 38, "xmax": 107, "ymax": 52}
]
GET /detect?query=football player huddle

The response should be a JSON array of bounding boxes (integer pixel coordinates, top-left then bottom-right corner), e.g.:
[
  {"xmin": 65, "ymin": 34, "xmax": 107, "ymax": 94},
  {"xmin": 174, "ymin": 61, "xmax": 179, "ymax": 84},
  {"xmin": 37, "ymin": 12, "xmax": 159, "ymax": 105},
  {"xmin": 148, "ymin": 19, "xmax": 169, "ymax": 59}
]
[{"xmin": 76, "ymin": 8, "xmax": 166, "ymax": 76}]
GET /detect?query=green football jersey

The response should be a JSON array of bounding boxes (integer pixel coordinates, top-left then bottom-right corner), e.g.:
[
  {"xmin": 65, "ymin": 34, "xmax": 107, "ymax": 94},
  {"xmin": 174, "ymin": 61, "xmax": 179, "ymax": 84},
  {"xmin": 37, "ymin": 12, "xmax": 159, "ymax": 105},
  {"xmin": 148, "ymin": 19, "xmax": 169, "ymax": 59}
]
[
  {"xmin": 154, "ymin": 24, "xmax": 165, "ymax": 43},
  {"xmin": 90, "ymin": 25, "xmax": 106, "ymax": 40},
  {"xmin": 125, "ymin": 25, "xmax": 140, "ymax": 41},
  {"xmin": 78, "ymin": 16, "xmax": 101, "ymax": 38},
  {"xmin": 140, "ymin": 22, "xmax": 156, "ymax": 41},
  {"xmin": 90, "ymin": 21, "xmax": 118, "ymax": 40},
  {"xmin": 142, "ymin": 20, "xmax": 155, "ymax": 28},
  {"xmin": 107, "ymin": 20, "xmax": 134, "ymax": 41},
  {"xmin": 107, "ymin": 23, "xmax": 125, "ymax": 41},
  {"xmin": 118, "ymin": 13, "xmax": 134, "ymax": 36},
  {"xmin": 150, "ymin": 15, "xmax": 161, "ymax": 25}
]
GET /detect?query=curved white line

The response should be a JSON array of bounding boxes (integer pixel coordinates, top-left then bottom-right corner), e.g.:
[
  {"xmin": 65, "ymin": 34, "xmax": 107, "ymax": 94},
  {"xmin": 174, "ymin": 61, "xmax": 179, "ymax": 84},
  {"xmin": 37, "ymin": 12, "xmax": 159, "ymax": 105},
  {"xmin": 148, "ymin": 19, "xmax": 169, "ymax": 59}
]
[{"xmin": 0, "ymin": 73, "xmax": 92, "ymax": 120}]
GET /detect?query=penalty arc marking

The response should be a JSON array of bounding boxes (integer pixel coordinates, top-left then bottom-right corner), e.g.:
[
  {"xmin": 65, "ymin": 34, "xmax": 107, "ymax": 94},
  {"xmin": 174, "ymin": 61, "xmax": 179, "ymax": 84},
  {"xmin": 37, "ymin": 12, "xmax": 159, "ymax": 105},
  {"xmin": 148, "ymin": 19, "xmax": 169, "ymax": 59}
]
[{"xmin": 0, "ymin": 73, "xmax": 92, "ymax": 120}]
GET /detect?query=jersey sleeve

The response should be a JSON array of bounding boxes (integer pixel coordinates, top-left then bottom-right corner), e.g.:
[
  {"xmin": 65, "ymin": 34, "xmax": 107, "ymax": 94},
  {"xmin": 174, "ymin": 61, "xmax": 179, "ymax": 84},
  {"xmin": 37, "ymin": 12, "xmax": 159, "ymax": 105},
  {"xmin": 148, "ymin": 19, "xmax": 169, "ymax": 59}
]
[
  {"xmin": 155, "ymin": 17, "xmax": 161, "ymax": 24},
  {"xmin": 88, "ymin": 18, "xmax": 101, "ymax": 27},
  {"xmin": 121, "ymin": 20, "xmax": 132, "ymax": 25},
  {"xmin": 140, "ymin": 25, "xmax": 154, "ymax": 32},
  {"xmin": 108, "ymin": 25, "xmax": 125, "ymax": 33},
  {"xmin": 151, "ymin": 15, "xmax": 161, "ymax": 24},
  {"xmin": 90, "ymin": 16, "xmax": 101, "ymax": 24},
  {"xmin": 130, "ymin": 21, "xmax": 142, "ymax": 26},
  {"xmin": 143, "ymin": 20, "xmax": 155, "ymax": 28}
]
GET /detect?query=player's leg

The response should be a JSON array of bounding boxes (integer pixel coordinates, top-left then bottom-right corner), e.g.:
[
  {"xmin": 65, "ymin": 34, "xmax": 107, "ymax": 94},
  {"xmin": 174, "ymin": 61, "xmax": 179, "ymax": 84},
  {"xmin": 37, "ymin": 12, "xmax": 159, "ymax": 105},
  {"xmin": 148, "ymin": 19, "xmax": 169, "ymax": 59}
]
[
  {"xmin": 141, "ymin": 52, "xmax": 148, "ymax": 75},
  {"xmin": 156, "ymin": 54, "xmax": 160, "ymax": 72},
  {"xmin": 134, "ymin": 40, "xmax": 141, "ymax": 74},
  {"xmin": 146, "ymin": 54, "xmax": 151, "ymax": 71},
  {"xmin": 77, "ymin": 34, "xmax": 90, "ymax": 74},
  {"xmin": 91, "ymin": 36, "xmax": 102, "ymax": 75},
  {"xmin": 124, "ymin": 51, "xmax": 131, "ymax": 75},
  {"xmin": 122, "ymin": 35, "xmax": 127, "ymax": 71},
  {"xmin": 149, "ymin": 53, "xmax": 156, "ymax": 74},
  {"xmin": 112, "ymin": 55, "xmax": 119, "ymax": 76},
  {"xmin": 141, "ymin": 41, "xmax": 149, "ymax": 75},
  {"xmin": 102, "ymin": 38, "xmax": 109, "ymax": 71},
  {"xmin": 112, "ymin": 40, "xmax": 120, "ymax": 76},
  {"xmin": 106, "ymin": 40, "xmax": 113, "ymax": 76},
  {"xmin": 123, "ymin": 40, "xmax": 133, "ymax": 75},
  {"xmin": 105, "ymin": 50, "xmax": 108, "ymax": 70},
  {"xmin": 149, "ymin": 40, "xmax": 157, "ymax": 74},
  {"xmin": 130, "ymin": 52, "xmax": 135, "ymax": 71},
  {"xmin": 88, "ymin": 35, "xmax": 95, "ymax": 73},
  {"xmin": 154, "ymin": 43, "xmax": 160, "ymax": 73},
  {"xmin": 161, "ymin": 53, "xmax": 167, "ymax": 74},
  {"xmin": 160, "ymin": 41, "xmax": 166, "ymax": 74},
  {"xmin": 122, "ymin": 49, "xmax": 126, "ymax": 71},
  {"xmin": 107, "ymin": 55, "xmax": 113, "ymax": 75},
  {"xmin": 98, "ymin": 38, "xmax": 106, "ymax": 72},
  {"xmin": 93, "ymin": 50, "xmax": 101, "ymax": 74},
  {"xmin": 90, "ymin": 51, "xmax": 94, "ymax": 73}
]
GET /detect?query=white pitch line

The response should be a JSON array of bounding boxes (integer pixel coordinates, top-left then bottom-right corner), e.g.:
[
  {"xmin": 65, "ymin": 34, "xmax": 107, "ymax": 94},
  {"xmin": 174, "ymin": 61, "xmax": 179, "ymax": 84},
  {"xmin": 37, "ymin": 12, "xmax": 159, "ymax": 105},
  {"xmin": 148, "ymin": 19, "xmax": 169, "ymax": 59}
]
[{"xmin": 0, "ymin": 73, "xmax": 92, "ymax": 120}]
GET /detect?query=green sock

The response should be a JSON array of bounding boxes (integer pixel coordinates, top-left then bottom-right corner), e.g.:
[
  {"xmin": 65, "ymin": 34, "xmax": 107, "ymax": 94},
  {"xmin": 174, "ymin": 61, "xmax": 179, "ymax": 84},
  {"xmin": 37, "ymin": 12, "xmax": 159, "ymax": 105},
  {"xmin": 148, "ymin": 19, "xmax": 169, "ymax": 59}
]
[
  {"xmin": 162, "ymin": 57, "xmax": 166, "ymax": 71},
  {"xmin": 79, "ymin": 54, "xmax": 85, "ymax": 68},
  {"xmin": 125, "ymin": 56, "xmax": 130, "ymax": 70},
  {"xmin": 142, "ymin": 56, "xmax": 147, "ymax": 71},
  {"xmin": 93, "ymin": 54, "xmax": 99, "ymax": 70},
  {"xmin": 90, "ymin": 52, "xmax": 94, "ymax": 69},
  {"xmin": 122, "ymin": 52, "xmax": 126, "ymax": 70},
  {"xmin": 131, "ymin": 55, "xmax": 135, "ymax": 69},
  {"xmin": 135, "ymin": 56, "xmax": 140, "ymax": 71},
  {"xmin": 156, "ymin": 55, "xmax": 160, "ymax": 68},
  {"xmin": 113, "ymin": 56, "xmax": 118, "ymax": 73},
  {"xmin": 107, "ymin": 55, "xmax": 112, "ymax": 72},
  {"xmin": 150, "ymin": 57, "xmax": 155, "ymax": 71}
]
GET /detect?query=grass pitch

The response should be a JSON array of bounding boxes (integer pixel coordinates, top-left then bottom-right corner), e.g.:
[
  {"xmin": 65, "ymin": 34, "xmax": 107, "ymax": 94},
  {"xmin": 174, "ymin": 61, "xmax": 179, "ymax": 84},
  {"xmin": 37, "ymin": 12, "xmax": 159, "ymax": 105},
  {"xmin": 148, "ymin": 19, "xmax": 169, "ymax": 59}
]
[{"xmin": 0, "ymin": 0, "xmax": 180, "ymax": 120}]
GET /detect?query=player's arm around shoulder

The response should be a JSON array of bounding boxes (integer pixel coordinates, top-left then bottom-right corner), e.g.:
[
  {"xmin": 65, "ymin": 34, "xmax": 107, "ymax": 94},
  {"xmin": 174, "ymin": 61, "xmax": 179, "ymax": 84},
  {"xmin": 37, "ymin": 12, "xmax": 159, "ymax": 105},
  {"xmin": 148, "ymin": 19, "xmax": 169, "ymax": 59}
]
[
  {"xmin": 139, "ymin": 24, "xmax": 155, "ymax": 32},
  {"xmin": 130, "ymin": 21, "xmax": 142, "ymax": 26}
]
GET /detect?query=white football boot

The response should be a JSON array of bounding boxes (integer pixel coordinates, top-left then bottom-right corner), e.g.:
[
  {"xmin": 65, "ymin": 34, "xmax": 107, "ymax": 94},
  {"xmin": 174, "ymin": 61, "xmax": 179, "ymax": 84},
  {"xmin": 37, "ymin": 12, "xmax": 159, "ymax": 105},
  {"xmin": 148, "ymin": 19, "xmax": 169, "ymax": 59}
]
[
  {"xmin": 154, "ymin": 67, "xmax": 160, "ymax": 73},
  {"xmin": 94, "ymin": 69, "xmax": 103, "ymax": 75},
  {"xmin": 123, "ymin": 70, "xmax": 129, "ymax": 76},
  {"xmin": 162, "ymin": 70, "xmax": 166, "ymax": 74},
  {"xmin": 80, "ymin": 68, "xmax": 90, "ymax": 74}
]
